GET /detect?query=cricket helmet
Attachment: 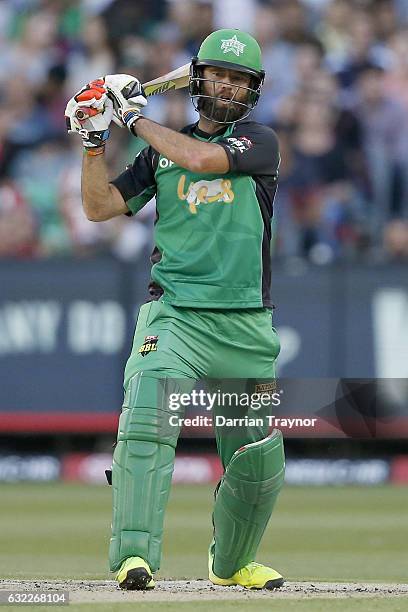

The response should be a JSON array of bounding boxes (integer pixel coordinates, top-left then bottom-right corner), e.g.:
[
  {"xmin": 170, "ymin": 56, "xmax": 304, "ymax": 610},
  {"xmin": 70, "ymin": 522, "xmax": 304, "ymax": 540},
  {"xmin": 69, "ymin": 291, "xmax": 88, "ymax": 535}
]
[{"xmin": 189, "ymin": 29, "xmax": 265, "ymax": 124}]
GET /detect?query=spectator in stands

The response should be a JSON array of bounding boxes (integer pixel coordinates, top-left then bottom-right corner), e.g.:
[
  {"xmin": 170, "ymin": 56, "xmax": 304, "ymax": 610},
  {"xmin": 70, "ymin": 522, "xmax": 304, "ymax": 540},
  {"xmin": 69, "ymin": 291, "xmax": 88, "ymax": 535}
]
[
  {"xmin": 285, "ymin": 97, "xmax": 359, "ymax": 261},
  {"xmin": 0, "ymin": 75, "xmax": 56, "ymax": 178},
  {"xmin": 278, "ymin": 0, "xmax": 310, "ymax": 46},
  {"xmin": 383, "ymin": 220, "xmax": 408, "ymax": 259},
  {"xmin": 383, "ymin": 27, "xmax": 408, "ymax": 111},
  {"xmin": 299, "ymin": 70, "xmax": 367, "ymax": 192},
  {"xmin": 327, "ymin": 10, "xmax": 390, "ymax": 91},
  {"xmin": 316, "ymin": 0, "xmax": 352, "ymax": 56},
  {"xmin": 373, "ymin": 0, "xmax": 400, "ymax": 43},
  {"xmin": 258, "ymin": 35, "xmax": 325, "ymax": 124},
  {"xmin": 254, "ymin": 4, "xmax": 296, "ymax": 124},
  {"xmin": 353, "ymin": 63, "xmax": 408, "ymax": 241},
  {"xmin": 36, "ymin": 64, "xmax": 69, "ymax": 137},
  {"xmin": 0, "ymin": 10, "xmax": 60, "ymax": 88},
  {"xmin": 0, "ymin": 0, "xmax": 407, "ymax": 262},
  {"xmin": 0, "ymin": 178, "xmax": 38, "ymax": 257},
  {"xmin": 166, "ymin": 0, "xmax": 213, "ymax": 56},
  {"xmin": 17, "ymin": 139, "xmax": 73, "ymax": 255},
  {"xmin": 66, "ymin": 15, "xmax": 115, "ymax": 95}
]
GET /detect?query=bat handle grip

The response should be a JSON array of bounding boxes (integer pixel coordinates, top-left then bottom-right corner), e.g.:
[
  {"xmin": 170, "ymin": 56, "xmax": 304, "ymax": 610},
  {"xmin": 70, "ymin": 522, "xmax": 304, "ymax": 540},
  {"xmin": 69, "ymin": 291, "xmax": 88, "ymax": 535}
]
[{"xmin": 75, "ymin": 107, "xmax": 99, "ymax": 121}]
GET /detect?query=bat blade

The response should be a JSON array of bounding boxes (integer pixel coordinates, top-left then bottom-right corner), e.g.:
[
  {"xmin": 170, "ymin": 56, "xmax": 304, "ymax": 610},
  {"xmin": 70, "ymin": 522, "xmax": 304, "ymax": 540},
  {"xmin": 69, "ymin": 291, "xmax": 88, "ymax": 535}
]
[
  {"xmin": 74, "ymin": 64, "xmax": 191, "ymax": 121},
  {"xmin": 143, "ymin": 63, "xmax": 191, "ymax": 96}
]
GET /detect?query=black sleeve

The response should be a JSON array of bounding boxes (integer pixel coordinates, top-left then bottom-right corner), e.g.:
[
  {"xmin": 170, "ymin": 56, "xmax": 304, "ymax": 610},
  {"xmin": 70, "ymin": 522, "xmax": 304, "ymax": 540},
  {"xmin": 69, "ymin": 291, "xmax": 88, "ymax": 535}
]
[
  {"xmin": 110, "ymin": 146, "xmax": 158, "ymax": 215},
  {"xmin": 217, "ymin": 121, "xmax": 280, "ymax": 177}
]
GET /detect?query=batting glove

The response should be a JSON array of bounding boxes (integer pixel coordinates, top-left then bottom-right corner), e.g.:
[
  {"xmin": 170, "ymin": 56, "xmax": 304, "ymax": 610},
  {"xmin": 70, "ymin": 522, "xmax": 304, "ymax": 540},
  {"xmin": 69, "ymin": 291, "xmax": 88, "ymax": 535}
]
[
  {"xmin": 103, "ymin": 74, "xmax": 147, "ymax": 131},
  {"xmin": 65, "ymin": 79, "xmax": 113, "ymax": 148}
]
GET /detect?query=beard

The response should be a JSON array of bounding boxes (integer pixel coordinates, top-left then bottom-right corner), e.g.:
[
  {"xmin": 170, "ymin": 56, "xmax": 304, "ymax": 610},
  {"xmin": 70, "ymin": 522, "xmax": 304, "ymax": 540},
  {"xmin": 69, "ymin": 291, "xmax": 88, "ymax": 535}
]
[{"xmin": 198, "ymin": 95, "xmax": 249, "ymax": 123}]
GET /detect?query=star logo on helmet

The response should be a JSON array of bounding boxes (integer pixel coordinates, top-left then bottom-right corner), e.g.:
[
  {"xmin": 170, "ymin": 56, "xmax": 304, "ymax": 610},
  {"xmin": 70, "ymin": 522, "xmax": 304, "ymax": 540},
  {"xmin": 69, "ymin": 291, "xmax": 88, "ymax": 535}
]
[{"xmin": 220, "ymin": 35, "xmax": 246, "ymax": 57}]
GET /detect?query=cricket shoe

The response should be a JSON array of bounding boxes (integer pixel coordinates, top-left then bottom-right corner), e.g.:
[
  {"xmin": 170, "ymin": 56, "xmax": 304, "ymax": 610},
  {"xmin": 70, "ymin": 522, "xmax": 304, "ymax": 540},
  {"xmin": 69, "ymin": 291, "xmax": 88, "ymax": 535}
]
[
  {"xmin": 208, "ymin": 543, "xmax": 284, "ymax": 590},
  {"xmin": 116, "ymin": 556, "xmax": 155, "ymax": 590}
]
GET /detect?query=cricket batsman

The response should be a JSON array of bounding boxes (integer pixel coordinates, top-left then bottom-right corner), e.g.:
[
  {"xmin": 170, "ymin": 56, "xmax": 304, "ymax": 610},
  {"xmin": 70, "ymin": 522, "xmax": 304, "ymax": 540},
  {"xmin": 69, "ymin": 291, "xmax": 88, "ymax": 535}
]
[{"xmin": 65, "ymin": 29, "xmax": 285, "ymax": 591}]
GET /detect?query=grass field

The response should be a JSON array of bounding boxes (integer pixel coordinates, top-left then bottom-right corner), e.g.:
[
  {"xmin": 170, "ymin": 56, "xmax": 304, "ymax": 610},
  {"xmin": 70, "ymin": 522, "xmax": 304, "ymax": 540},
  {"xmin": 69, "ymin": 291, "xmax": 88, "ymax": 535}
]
[{"xmin": 1, "ymin": 482, "xmax": 408, "ymax": 610}]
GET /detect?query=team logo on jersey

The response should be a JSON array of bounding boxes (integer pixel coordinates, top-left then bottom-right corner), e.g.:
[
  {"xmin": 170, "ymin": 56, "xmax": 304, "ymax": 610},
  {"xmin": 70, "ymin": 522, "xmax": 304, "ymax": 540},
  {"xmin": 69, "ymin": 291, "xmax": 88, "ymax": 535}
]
[
  {"xmin": 177, "ymin": 176, "xmax": 235, "ymax": 214},
  {"xmin": 138, "ymin": 335, "xmax": 158, "ymax": 356},
  {"xmin": 221, "ymin": 34, "xmax": 246, "ymax": 57},
  {"xmin": 226, "ymin": 136, "xmax": 253, "ymax": 153}
]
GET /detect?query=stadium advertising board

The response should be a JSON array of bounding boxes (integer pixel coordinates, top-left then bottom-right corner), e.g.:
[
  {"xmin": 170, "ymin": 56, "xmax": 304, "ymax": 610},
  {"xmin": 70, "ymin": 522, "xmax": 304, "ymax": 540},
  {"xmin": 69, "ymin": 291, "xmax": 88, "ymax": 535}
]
[{"xmin": 0, "ymin": 261, "xmax": 407, "ymax": 436}]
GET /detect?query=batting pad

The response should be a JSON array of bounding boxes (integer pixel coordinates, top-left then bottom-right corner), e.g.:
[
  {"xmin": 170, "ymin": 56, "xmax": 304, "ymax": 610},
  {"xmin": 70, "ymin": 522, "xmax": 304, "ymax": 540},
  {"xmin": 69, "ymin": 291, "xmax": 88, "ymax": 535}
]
[
  {"xmin": 212, "ymin": 429, "xmax": 285, "ymax": 578},
  {"xmin": 109, "ymin": 372, "xmax": 189, "ymax": 573}
]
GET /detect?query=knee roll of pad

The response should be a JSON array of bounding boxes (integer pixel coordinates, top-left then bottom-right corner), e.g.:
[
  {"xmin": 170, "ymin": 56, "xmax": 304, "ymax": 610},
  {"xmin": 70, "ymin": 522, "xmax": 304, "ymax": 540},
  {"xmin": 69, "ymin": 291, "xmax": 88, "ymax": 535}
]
[
  {"xmin": 119, "ymin": 371, "xmax": 187, "ymax": 447},
  {"xmin": 212, "ymin": 429, "xmax": 285, "ymax": 578}
]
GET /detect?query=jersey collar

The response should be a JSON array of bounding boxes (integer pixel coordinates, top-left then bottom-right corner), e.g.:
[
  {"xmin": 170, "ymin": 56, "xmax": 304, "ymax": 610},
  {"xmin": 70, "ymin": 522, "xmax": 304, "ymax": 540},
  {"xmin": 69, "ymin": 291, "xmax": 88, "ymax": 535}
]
[{"xmin": 188, "ymin": 122, "xmax": 236, "ymax": 141}]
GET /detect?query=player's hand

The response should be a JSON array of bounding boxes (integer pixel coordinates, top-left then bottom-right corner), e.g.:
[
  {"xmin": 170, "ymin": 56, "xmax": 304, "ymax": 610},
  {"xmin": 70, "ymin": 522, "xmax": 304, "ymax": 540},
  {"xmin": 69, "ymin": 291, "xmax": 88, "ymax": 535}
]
[
  {"xmin": 65, "ymin": 79, "xmax": 113, "ymax": 148},
  {"xmin": 103, "ymin": 74, "xmax": 147, "ymax": 131}
]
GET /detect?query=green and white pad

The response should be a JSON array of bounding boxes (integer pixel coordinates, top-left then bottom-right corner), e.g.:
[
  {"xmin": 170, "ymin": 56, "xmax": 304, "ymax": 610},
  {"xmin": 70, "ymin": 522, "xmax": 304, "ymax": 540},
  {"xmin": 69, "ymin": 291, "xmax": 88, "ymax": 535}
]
[
  {"xmin": 212, "ymin": 429, "xmax": 285, "ymax": 578},
  {"xmin": 109, "ymin": 372, "xmax": 192, "ymax": 573}
]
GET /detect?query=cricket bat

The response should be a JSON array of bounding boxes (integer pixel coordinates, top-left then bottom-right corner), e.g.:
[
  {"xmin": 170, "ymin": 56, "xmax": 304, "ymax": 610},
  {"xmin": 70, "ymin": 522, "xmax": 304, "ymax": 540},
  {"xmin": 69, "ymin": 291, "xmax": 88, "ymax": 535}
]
[
  {"xmin": 143, "ymin": 62, "xmax": 191, "ymax": 96},
  {"xmin": 75, "ymin": 63, "xmax": 191, "ymax": 121}
]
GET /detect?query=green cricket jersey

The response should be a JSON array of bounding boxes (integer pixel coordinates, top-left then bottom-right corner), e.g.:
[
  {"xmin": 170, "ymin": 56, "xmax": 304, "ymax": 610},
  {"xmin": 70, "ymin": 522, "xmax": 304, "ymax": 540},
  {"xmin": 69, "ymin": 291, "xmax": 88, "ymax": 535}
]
[{"xmin": 111, "ymin": 120, "xmax": 279, "ymax": 309}]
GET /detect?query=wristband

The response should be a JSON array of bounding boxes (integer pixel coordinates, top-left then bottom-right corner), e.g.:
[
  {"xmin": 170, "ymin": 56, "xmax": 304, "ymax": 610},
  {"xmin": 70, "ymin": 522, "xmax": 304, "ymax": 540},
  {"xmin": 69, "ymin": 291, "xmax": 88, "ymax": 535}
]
[
  {"xmin": 122, "ymin": 109, "xmax": 142, "ymax": 132},
  {"xmin": 129, "ymin": 116, "xmax": 144, "ymax": 136},
  {"xmin": 84, "ymin": 146, "xmax": 105, "ymax": 156}
]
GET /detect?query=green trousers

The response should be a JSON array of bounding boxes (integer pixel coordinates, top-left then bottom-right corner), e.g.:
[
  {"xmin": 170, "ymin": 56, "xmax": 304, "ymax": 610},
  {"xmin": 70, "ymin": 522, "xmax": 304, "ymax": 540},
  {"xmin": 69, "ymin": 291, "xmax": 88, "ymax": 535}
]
[
  {"xmin": 125, "ymin": 300, "xmax": 280, "ymax": 382},
  {"xmin": 109, "ymin": 299, "xmax": 282, "ymax": 573},
  {"xmin": 125, "ymin": 299, "xmax": 280, "ymax": 464}
]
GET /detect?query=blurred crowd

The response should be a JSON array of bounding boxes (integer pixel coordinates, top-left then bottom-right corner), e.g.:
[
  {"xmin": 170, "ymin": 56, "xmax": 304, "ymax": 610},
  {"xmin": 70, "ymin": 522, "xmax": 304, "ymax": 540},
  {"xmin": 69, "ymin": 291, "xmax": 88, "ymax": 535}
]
[{"xmin": 1, "ymin": 0, "xmax": 408, "ymax": 263}]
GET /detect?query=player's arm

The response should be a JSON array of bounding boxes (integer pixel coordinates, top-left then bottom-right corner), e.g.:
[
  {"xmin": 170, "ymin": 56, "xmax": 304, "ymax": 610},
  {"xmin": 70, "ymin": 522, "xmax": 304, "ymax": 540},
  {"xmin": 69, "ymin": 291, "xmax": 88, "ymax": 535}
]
[
  {"xmin": 132, "ymin": 117, "xmax": 229, "ymax": 174},
  {"xmin": 81, "ymin": 150, "xmax": 129, "ymax": 221},
  {"xmin": 102, "ymin": 74, "xmax": 229, "ymax": 174},
  {"xmin": 67, "ymin": 74, "xmax": 229, "ymax": 174},
  {"xmin": 82, "ymin": 147, "xmax": 157, "ymax": 221},
  {"xmin": 216, "ymin": 123, "xmax": 280, "ymax": 177},
  {"xmin": 65, "ymin": 79, "xmax": 129, "ymax": 221},
  {"xmin": 65, "ymin": 78, "xmax": 155, "ymax": 221}
]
